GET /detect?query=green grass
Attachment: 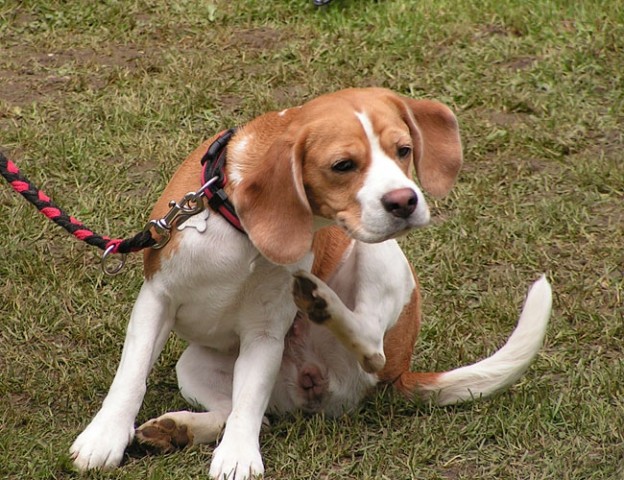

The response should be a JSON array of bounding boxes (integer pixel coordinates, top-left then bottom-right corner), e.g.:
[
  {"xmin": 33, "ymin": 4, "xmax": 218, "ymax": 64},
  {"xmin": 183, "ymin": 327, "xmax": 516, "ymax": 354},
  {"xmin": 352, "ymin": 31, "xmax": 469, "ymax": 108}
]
[{"xmin": 1, "ymin": 0, "xmax": 623, "ymax": 478}]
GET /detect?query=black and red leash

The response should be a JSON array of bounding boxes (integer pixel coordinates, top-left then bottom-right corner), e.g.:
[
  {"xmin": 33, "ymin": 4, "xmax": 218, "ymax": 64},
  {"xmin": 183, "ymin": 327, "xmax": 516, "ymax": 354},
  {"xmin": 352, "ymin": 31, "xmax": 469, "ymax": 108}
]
[
  {"xmin": 0, "ymin": 151, "xmax": 157, "ymax": 253},
  {"xmin": 0, "ymin": 128, "xmax": 240, "ymax": 275}
]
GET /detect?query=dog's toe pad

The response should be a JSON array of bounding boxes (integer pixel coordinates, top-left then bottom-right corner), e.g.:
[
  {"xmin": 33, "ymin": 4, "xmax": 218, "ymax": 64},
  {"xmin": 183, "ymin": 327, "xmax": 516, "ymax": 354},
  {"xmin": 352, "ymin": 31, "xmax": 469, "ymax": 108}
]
[
  {"xmin": 135, "ymin": 417, "xmax": 193, "ymax": 452},
  {"xmin": 292, "ymin": 273, "xmax": 332, "ymax": 324}
]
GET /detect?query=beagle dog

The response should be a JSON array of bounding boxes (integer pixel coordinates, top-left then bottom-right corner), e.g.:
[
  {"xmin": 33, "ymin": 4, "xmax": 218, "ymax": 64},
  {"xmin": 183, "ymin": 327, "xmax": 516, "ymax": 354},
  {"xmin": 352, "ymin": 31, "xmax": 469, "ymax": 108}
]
[{"xmin": 69, "ymin": 88, "xmax": 552, "ymax": 479}]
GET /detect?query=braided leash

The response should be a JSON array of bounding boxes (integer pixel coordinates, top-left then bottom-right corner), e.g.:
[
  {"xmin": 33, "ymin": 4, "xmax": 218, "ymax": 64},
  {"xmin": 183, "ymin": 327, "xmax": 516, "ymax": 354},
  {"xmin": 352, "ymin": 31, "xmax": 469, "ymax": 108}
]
[
  {"xmin": 0, "ymin": 151, "xmax": 157, "ymax": 274},
  {"xmin": 0, "ymin": 131, "xmax": 237, "ymax": 275}
]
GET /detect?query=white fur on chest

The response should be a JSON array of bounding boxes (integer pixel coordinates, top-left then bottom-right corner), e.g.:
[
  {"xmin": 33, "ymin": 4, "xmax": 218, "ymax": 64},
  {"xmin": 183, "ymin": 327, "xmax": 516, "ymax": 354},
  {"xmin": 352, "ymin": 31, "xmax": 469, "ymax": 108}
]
[{"xmin": 149, "ymin": 213, "xmax": 313, "ymax": 350}]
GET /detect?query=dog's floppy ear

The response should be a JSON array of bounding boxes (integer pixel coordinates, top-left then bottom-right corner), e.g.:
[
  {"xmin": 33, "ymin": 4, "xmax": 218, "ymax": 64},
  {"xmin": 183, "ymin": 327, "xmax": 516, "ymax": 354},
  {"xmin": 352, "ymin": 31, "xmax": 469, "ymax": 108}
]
[
  {"xmin": 396, "ymin": 96, "xmax": 463, "ymax": 198},
  {"xmin": 233, "ymin": 134, "xmax": 314, "ymax": 265}
]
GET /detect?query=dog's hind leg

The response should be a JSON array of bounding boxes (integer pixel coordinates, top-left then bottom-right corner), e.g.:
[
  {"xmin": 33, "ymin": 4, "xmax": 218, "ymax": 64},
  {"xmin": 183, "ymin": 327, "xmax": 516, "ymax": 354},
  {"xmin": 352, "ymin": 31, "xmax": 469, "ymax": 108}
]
[
  {"xmin": 293, "ymin": 239, "xmax": 415, "ymax": 374},
  {"xmin": 136, "ymin": 344, "xmax": 234, "ymax": 450},
  {"xmin": 70, "ymin": 281, "xmax": 176, "ymax": 470}
]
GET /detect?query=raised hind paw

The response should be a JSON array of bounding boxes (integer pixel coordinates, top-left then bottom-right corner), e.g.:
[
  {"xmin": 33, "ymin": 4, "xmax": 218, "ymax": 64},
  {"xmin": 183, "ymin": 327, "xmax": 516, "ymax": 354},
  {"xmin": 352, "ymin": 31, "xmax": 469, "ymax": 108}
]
[
  {"xmin": 292, "ymin": 270, "xmax": 334, "ymax": 324},
  {"xmin": 292, "ymin": 270, "xmax": 386, "ymax": 374}
]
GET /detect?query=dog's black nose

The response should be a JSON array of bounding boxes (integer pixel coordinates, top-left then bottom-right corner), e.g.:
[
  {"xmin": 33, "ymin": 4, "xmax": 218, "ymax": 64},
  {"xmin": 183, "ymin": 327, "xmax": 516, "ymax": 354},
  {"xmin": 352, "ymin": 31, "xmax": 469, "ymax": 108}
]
[{"xmin": 381, "ymin": 188, "xmax": 418, "ymax": 218}]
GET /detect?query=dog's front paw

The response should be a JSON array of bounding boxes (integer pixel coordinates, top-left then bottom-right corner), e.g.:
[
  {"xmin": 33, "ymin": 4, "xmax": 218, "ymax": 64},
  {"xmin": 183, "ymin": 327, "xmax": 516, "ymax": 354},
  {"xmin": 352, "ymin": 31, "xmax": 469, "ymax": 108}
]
[
  {"xmin": 209, "ymin": 440, "xmax": 264, "ymax": 479},
  {"xmin": 70, "ymin": 414, "xmax": 134, "ymax": 470},
  {"xmin": 292, "ymin": 271, "xmax": 333, "ymax": 324},
  {"xmin": 136, "ymin": 415, "xmax": 193, "ymax": 453}
]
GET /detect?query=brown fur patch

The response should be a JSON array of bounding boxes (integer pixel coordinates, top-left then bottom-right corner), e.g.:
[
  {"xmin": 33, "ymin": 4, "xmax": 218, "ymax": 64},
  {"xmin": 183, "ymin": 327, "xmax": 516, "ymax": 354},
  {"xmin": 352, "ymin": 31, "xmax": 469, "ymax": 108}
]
[
  {"xmin": 377, "ymin": 274, "xmax": 422, "ymax": 385},
  {"xmin": 311, "ymin": 227, "xmax": 352, "ymax": 281}
]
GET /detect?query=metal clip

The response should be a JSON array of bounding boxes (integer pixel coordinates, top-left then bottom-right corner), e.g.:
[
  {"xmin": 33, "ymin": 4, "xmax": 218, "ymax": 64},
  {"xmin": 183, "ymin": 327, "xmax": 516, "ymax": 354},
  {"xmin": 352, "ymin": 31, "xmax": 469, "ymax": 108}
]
[{"xmin": 145, "ymin": 176, "xmax": 219, "ymax": 250}]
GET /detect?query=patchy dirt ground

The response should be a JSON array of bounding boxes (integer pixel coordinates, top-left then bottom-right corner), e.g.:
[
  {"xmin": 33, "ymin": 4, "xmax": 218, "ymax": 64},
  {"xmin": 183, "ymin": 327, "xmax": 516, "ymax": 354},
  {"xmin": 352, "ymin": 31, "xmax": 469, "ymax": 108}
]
[
  {"xmin": 0, "ymin": 4, "xmax": 285, "ymax": 111},
  {"xmin": 0, "ymin": 44, "xmax": 148, "ymax": 106}
]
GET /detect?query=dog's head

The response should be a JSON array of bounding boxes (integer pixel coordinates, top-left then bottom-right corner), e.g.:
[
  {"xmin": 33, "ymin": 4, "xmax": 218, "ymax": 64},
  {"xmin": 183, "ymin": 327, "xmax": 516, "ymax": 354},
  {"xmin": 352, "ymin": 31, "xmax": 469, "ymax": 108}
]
[{"xmin": 232, "ymin": 88, "xmax": 462, "ymax": 265}]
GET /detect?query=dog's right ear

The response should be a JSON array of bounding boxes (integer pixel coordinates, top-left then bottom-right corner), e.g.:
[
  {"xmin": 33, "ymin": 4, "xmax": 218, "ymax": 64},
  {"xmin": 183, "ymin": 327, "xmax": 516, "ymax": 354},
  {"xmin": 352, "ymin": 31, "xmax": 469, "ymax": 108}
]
[{"xmin": 232, "ymin": 133, "xmax": 314, "ymax": 265}]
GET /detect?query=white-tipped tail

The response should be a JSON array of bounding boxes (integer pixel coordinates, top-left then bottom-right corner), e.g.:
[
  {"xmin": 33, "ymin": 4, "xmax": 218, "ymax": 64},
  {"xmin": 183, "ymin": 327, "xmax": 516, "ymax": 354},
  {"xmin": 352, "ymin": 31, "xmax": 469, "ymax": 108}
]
[{"xmin": 414, "ymin": 275, "xmax": 552, "ymax": 405}]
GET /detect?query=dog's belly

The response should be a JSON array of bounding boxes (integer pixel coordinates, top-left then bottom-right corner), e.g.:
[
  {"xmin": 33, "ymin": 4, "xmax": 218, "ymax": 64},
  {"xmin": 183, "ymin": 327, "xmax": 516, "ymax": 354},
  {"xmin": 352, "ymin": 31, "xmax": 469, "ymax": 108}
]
[{"xmin": 270, "ymin": 319, "xmax": 377, "ymax": 416}]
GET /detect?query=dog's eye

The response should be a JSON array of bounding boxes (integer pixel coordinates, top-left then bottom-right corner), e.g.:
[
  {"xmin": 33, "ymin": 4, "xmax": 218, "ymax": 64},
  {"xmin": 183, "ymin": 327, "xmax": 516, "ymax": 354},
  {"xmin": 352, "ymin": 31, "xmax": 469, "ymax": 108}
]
[
  {"xmin": 397, "ymin": 146, "xmax": 412, "ymax": 159},
  {"xmin": 331, "ymin": 159, "xmax": 356, "ymax": 173}
]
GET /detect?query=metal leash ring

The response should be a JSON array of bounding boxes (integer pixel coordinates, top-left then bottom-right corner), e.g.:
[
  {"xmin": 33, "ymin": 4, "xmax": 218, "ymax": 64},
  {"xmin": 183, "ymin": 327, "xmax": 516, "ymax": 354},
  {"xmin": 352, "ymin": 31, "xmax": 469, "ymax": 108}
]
[{"xmin": 101, "ymin": 244, "xmax": 128, "ymax": 276}]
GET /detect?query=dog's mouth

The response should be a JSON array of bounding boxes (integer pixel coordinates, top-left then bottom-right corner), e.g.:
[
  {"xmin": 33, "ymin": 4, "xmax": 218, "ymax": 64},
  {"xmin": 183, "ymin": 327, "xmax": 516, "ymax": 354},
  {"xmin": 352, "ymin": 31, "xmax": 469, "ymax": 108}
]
[{"xmin": 336, "ymin": 212, "xmax": 430, "ymax": 243}]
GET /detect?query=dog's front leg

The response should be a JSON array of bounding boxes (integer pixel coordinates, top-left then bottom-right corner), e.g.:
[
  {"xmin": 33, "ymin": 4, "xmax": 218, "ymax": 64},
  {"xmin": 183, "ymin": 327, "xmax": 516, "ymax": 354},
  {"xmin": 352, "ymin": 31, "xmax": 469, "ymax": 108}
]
[
  {"xmin": 70, "ymin": 281, "xmax": 175, "ymax": 470},
  {"xmin": 209, "ymin": 329, "xmax": 286, "ymax": 480}
]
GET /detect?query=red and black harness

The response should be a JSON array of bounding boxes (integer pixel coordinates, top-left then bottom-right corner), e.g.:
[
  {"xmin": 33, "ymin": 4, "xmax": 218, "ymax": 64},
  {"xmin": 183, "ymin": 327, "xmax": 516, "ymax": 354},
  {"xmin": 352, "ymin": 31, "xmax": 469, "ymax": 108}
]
[
  {"xmin": 200, "ymin": 128, "xmax": 243, "ymax": 233},
  {"xmin": 0, "ymin": 128, "xmax": 243, "ymax": 274}
]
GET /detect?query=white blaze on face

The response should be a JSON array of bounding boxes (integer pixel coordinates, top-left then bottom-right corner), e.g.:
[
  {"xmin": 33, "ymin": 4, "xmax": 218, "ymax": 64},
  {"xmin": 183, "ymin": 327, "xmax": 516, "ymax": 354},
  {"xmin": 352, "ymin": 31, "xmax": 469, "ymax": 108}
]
[{"xmin": 354, "ymin": 111, "xmax": 430, "ymax": 240}]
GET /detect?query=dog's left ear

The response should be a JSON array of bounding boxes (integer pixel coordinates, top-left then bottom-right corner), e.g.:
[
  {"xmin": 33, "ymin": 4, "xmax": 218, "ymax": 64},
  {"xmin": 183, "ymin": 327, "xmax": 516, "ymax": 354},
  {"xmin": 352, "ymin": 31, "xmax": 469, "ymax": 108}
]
[
  {"xmin": 232, "ymin": 134, "xmax": 314, "ymax": 265},
  {"xmin": 395, "ymin": 96, "xmax": 463, "ymax": 198}
]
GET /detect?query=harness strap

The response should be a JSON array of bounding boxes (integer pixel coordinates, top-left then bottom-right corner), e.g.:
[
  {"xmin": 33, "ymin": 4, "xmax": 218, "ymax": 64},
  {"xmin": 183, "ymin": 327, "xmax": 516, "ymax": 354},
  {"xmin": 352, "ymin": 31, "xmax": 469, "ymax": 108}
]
[{"xmin": 200, "ymin": 128, "xmax": 245, "ymax": 234}]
